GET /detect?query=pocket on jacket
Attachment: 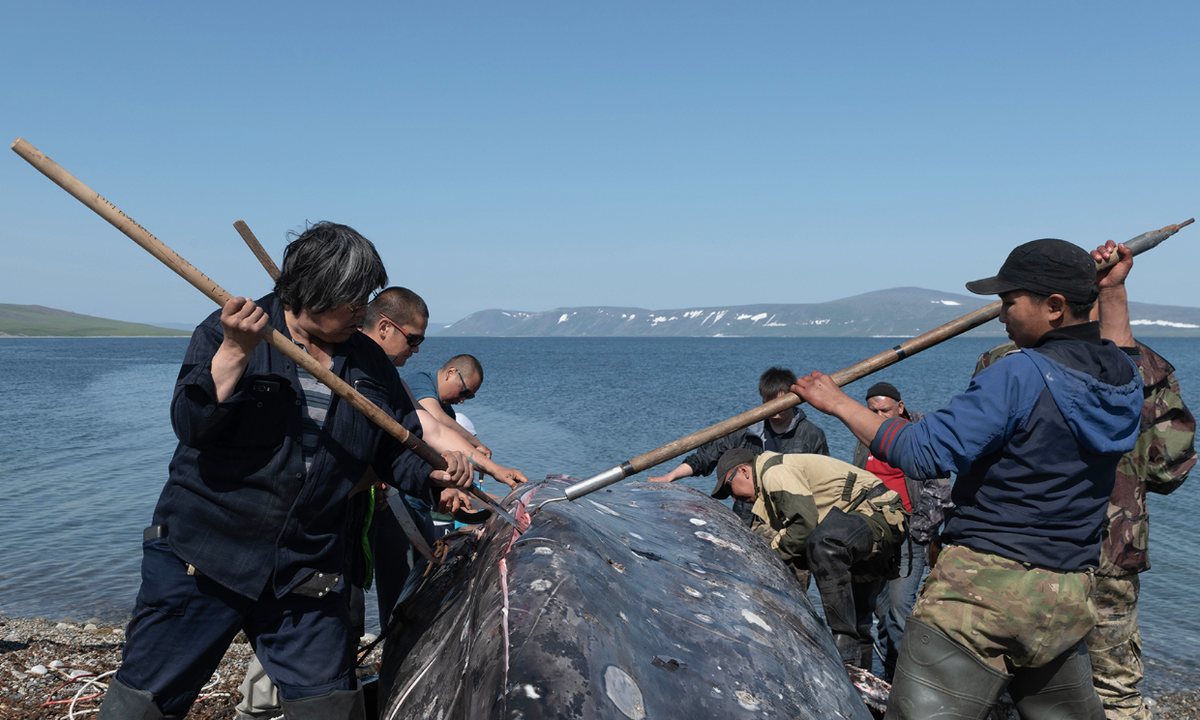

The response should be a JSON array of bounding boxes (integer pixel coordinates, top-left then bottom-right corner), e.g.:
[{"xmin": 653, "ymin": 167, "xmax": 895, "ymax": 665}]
[{"xmin": 221, "ymin": 377, "xmax": 292, "ymax": 449}]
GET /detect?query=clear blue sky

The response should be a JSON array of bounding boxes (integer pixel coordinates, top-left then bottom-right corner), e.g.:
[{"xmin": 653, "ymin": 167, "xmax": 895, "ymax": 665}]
[{"xmin": 3, "ymin": 2, "xmax": 1197, "ymax": 326}]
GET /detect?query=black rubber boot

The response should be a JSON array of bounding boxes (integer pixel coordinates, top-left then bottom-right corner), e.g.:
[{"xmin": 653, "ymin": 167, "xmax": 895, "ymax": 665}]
[
  {"xmin": 884, "ymin": 618, "xmax": 1012, "ymax": 720},
  {"xmin": 96, "ymin": 677, "xmax": 177, "ymax": 720},
  {"xmin": 280, "ymin": 687, "xmax": 365, "ymax": 720},
  {"xmin": 808, "ymin": 508, "xmax": 876, "ymax": 666},
  {"xmin": 1009, "ymin": 643, "xmax": 1104, "ymax": 720}
]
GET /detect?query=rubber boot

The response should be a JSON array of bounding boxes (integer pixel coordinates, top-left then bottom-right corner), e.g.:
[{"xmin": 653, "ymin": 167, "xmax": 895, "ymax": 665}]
[
  {"xmin": 1009, "ymin": 643, "xmax": 1104, "ymax": 720},
  {"xmin": 884, "ymin": 618, "xmax": 1012, "ymax": 720},
  {"xmin": 96, "ymin": 677, "xmax": 177, "ymax": 720},
  {"xmin": 808, "ymin": 508, "xmax": 876, "ymax": 666},
  {"xmin": 280, "ymin": 687, "xmax": 366, "ymax": 720}
]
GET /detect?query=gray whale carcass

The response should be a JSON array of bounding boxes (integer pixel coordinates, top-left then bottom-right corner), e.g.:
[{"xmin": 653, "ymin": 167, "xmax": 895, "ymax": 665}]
[{"xmin": 378, "ymin": 478, "xmax": 873, "ymax": 719}]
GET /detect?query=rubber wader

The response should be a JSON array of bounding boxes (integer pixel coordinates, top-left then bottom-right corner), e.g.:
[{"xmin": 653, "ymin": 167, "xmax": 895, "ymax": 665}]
[
  {"xmin": 280, "ymin": 687, "xmax": 366, "ymax": 720},
  {"xmin": 808, "ymin": 507, "xmax": 878, "ymax": 668},
  {"xmin": 1009, "ymin": 642, "xmax": 1105, "ymax": 720},
  {"xmin": 96, "ymin": 677, "xmax": 177, "ymax": 720},
  {"xmin": 884, "ymin": 617, "xmax": 1012, "ymax": 720}
]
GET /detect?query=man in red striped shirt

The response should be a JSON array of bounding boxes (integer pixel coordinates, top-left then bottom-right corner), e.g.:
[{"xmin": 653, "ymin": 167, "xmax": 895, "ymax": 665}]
[{"xmin": 851, "ymin": 382, "xmax": 951, "ymax": 682}]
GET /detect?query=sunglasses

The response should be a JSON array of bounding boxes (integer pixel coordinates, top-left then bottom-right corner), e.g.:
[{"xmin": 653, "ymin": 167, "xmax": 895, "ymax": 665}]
[
  {"xmin": 378, "ymin": 312, "xmax": 424, "ymax": 347},
  {"xmin": 455, "ymin": 369, "xmax": 475, "ymax": 400}
]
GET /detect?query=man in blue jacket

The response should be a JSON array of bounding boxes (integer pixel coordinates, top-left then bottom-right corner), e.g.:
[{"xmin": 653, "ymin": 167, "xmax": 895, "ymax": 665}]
[{"xmin": 794, "ymin": 238, "xmax": 1143, "ymax": 719}]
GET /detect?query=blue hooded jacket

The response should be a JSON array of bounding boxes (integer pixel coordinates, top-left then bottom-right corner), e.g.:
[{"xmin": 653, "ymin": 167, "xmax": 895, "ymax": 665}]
[{"xmin": 871, "ymin": 323, "xmax": 1142, "ymax": 571}]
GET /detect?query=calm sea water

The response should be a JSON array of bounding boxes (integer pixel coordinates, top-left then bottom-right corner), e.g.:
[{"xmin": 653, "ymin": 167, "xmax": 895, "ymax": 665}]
[{"xmin": 2, "ymin": 335, "xmax": 1197, "ymax": 693}]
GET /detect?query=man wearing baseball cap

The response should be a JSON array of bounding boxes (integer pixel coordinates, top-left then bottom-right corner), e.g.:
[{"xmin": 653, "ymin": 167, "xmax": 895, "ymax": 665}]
[
  {"xmin": 712, "ymin": 449, "xmax": 907, "ymax": 669},
  {"xmin": 792, "ymin": 239, "xmax": 1143, "ymax": 719}
]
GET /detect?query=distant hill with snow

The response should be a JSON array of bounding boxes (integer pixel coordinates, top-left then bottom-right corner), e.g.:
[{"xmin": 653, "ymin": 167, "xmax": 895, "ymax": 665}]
[{"xmin": 436, "ymin": 287, "xmax": 1200, "ymax": 338}]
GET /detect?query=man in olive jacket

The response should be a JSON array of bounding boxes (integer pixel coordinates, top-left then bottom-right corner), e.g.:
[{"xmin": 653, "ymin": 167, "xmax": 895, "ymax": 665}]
[{"xmin": 713, "ymin": 449, "xmax": 907, "ymax": 668}]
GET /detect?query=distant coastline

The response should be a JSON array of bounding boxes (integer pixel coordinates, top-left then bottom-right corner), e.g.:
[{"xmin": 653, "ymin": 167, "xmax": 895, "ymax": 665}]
[
  {"xmin": 0, "ymin": 304, "xmax": 190, "ymax": 338},
  {"xmin": 0, "ymin": 334, "xmax": 190, "ymax": 339},
  {"xmin": 10, "ymin": 286, "xmax": 1200, "ymax": 338},
  {"xmin": 436, "ymin": 287, "xmax": 1200, "ymax": 339}
]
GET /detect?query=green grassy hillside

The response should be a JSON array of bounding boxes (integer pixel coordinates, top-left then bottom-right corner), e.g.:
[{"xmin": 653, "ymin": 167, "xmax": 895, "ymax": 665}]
[{"xmin": 0, "ymin": 304, "xmax": 190, "ymax": 337}]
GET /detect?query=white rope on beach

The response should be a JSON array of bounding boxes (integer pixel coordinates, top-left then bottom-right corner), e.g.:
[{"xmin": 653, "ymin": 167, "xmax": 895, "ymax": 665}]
[
  {"xmin": 195, "ymin": 669, "xmax": 232, "ymax": 702},
  {"xmin": 60, "ymin": 668, "xmax": 114, "ymax": 720}
]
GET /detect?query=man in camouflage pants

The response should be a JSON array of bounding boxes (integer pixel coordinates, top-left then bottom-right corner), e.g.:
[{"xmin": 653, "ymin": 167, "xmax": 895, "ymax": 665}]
[
  {"xmin": 711, "ymin": 449, "xmax": 907, "ymax": 668},
  {"xmin": 976, "ymin": 340, "xmax": 1195, "ymax": 719},
  {"xmin": 794, "ymin": 238, "xmax": 1144, "ymax": 719}
]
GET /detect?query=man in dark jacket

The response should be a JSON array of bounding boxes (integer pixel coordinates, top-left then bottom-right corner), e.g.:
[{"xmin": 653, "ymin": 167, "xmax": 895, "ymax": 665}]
[
  {"xmin": 795, "ymin": 238, "xmax": 1143, "ymax": 719},
  {"xmin": 649, "ymin": 367, "xmax": 828, "ymax": 523},
  {"xmin": 98, "ymin": 223, "xmax": 472, "ymax": 720},
  {"xmin": 849, "ymin": 381, "xmax": 951, "ymax": 682}
]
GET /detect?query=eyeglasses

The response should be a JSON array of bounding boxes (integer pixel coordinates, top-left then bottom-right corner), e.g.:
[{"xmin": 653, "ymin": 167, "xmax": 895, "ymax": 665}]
[
  {"xmin": 347, "ymin": 298, "xmax": 370, "ymax": 314},
  {"xmin": 378, "ymin": 312, "xmax": 424, "ymax": 347},
  {"xmin": 455, "ymin": 368, "xmax": 475, "ymax": 400}
]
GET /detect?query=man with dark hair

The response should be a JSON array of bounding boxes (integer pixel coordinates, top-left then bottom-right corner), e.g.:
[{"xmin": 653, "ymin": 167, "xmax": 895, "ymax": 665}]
[
  {"xmin": 712, "ymin": 449, "xmax": 907, "ymax": 669},
  {"xmin": 406, "ymin": 355, "xmax": 489, "ymax": 455},
  {"xmin": 649, "ymin": 367, "xmax": 829, "ymax": 524},
  {"xmin": 849, "ymin": 381, "xmax": 951, "ymax": 681},
  {"xmin": 794, "ymin": 238, "xmax": 1143, "ymax": 719},
  {"xmin": 98, "ymin": 222, "xmax": 472, "ymax": 720},
  {"xmin": 973, "ymin": 259, "xmax": 1195, "ymax": 720}
]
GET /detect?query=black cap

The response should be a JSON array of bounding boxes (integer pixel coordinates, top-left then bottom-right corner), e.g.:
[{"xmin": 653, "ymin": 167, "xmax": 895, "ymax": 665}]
[
  {"xmin": 865, "ymin": 382, "xmax": 901, "ymax": 402},
  {"xmin": 965, "ymin": 238, "xmax": 1098, "ymax": 304},
  {"xmin": 712, "ymin": 448, "xmax": 755, "ymax": 500}
]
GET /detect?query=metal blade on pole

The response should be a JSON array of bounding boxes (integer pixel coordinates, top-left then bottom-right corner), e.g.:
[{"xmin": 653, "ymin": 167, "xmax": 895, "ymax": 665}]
[
  {"xmin": 386, "ymin": 492, "xmax": 436, "ymax": 562},
  {"xmin": 565, "ymin": 218, "xmax": 1194, "ymax": 501}
]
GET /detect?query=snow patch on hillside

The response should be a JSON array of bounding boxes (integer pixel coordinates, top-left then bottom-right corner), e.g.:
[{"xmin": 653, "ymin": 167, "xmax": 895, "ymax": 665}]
[{"xmin": 1132, "ymin": 319, "xmax": 1200, "ymax": 329}]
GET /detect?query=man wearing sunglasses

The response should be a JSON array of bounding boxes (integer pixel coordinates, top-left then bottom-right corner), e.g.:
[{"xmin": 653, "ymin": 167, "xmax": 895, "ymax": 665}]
[
  {"xmin": 362, "ymin": 288, "xmax": 525, "ymax": 607},
  {"xmin": 362, "ymin": 289, "xmax": 522, "ymax": 487},
  {"xmin": 406, "ymin": 355, "xmax": 488, "ymax": 456}
]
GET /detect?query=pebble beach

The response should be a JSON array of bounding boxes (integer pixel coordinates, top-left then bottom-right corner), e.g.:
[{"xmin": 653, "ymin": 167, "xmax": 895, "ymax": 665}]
[
  {"xmin": 0, "ymin": 617, "xmax": 385, "ymax": 720},
  {"xmin": 1, "ymin": 615, "xmax": 1197, "ymax": 720}
]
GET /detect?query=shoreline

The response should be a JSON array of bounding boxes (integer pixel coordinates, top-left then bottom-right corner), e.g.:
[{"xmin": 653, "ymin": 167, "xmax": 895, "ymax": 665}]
[
  {"xmin": 2, "ymin": 616, "xmax": 1197, "ymax": 719},
  {"xmin": 0, "ymin": 617, "xmax": 383, "ymax": 720},
  {"xmin": 0, "ymin": 334, "xmax": 190, "ymax": 339}
]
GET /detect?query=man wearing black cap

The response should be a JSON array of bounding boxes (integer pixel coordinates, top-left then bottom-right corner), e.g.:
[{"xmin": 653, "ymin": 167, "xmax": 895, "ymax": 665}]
[
  {"xmin": 793, "ymin": 239, "xmax": 1143, "ymax": 719},
  {"xmin": 850, "ymin": 381, "xmax": 951, "ymax": 682},
  {"xmin": 712, "ymin": 449, "xmax": 907, "ymax": 669}
]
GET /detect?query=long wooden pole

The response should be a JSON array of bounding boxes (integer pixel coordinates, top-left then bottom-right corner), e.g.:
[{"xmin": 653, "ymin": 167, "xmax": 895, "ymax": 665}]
[
  {"xmin": 10, "ymin": 139, "xmax": 451, "ymax": 467},
  {"xmin": 564, "ymin": 218, "xmax": 1194, "ymax": 500},
  {"xmin": 233, "ymin": 219, "xmax": 281, "ymax": 278},
  {"xmin": 231, "ymin": 219, "xmax": 522, "ymax": 527}
]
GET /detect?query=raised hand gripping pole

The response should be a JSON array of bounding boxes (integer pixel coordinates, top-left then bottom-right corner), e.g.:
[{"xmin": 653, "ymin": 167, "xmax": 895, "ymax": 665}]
[{"xmin": 564, "ymin": 218, "xmax": 1194, "ymax": 501}]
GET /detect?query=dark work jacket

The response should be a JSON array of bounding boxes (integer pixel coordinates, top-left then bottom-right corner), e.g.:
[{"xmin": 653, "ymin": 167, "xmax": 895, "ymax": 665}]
[
  {"xmin": 873, "ymin": 323, "xmax": 1142, "ymax": 572},
  {"xmin": 682, "ymin": 408, "xmax": 829, "ymax": 477},
  {"xmin": 152, "ymin": 293, "xmax": 433, "ymax": 600}
]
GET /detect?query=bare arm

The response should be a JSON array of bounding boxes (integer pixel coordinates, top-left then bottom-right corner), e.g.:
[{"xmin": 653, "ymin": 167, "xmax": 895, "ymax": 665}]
[
  {"xmin": 1091, "ymin": 241, "xmax": 1135, "ymax": 348},
  {"xmin": 790, "ymin": 374, "xmax": 885, "ymax": 448},
  {"xmin": 416, "ymin": 409, "xmax": 528, "ymax": 488},
  {"xmin": 418, "ymin": 396, "xmax": 489, "ymax": 452},
  {"xmin": 648, "ymin": 463, "xmax": 696, "ymax": 483},
  {"xmin": 211, "ymin": 297, "xmax": 269, "ymax": 402}
]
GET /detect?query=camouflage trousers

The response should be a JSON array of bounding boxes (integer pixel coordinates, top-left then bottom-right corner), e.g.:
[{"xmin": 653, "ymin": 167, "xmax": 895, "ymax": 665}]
[
  {"xmin": 1086, "ymin": 574, "xmax": 1149, "ymax": 720},
  {"xmin": 912, "ymin": 544, "xmax": 1096, "ymax": 671}
]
